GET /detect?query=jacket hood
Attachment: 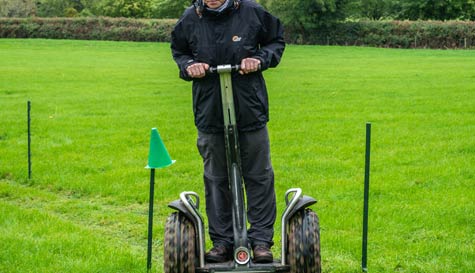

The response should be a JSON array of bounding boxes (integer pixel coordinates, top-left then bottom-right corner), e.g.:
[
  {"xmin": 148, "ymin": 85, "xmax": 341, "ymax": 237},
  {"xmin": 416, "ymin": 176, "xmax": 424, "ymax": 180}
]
[{"xmin": 194, "ymin": 0, "xmax": 240, "ymax": 18}]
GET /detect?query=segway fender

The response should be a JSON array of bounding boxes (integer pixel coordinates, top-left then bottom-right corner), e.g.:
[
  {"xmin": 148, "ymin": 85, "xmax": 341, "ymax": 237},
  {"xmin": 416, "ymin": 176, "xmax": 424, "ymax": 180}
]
[
  {"xmin": 168, "ymin": 199, "xmax": 196, "ymax": 224},
  {"xmin": 286, "ymin": 195, "xmax": 317, "ymax": 219}
]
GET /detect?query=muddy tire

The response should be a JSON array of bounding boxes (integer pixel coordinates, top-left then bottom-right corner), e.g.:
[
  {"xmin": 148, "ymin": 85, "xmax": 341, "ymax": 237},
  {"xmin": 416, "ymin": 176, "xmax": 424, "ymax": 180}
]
[
  {"xmin": 164, "ymin": 212, "xmax": 197, "ymax": 273},
  {"xmin": 286, "ymin": 209, "xmax": 321, "ymax": 273}
]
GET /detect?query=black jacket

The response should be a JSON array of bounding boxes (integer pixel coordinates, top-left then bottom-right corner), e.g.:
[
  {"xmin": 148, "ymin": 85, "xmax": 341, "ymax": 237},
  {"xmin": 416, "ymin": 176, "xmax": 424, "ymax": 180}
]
[{"xmin": 171, "ymin": 0, "xmax": 285, "ymax": 133}]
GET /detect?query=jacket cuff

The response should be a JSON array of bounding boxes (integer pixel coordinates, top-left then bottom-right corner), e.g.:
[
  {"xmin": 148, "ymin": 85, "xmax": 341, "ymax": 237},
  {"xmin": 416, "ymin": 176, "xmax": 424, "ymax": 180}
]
[
  {"xmin": 252, "ymin": 55, "xmax": 267, "ymax": 71},
  {"xmin": 180, "ymin": 59, "xmax": 197, "ymax": 81}
]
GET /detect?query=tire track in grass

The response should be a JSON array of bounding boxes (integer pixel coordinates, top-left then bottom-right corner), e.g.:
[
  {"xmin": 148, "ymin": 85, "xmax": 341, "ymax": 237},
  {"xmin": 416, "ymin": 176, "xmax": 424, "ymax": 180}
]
[{"xmin": 0, "ymin": 179, "xmax": 159, "ymax": 257}]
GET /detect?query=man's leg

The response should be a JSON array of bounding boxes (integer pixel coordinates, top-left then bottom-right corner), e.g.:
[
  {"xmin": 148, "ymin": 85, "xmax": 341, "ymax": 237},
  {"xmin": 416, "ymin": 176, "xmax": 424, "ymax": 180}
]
[
  {"xmin": 240, "ymin": 126, "xmax": 276, "ymax": 262},
  {"xmin": 197, "ymin": 131, "xmax": 233, "ymax": 262}
]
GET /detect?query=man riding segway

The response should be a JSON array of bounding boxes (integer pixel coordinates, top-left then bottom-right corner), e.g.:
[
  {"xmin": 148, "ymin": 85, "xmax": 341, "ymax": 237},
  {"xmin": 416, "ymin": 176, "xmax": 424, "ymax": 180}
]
[{"xmin": 171, "ymin": 0, "xmax": 285, "ymax": 263}]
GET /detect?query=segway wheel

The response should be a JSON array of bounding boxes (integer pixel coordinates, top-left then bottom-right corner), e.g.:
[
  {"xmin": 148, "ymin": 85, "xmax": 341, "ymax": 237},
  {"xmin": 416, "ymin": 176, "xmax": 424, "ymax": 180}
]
[
  {"xmin": 164, "ymin": 212, "xmax": 196, "ymax": 273},
  {"xmin": 286, "ymin": 208, "xmax": 321, "ymax": 273}
]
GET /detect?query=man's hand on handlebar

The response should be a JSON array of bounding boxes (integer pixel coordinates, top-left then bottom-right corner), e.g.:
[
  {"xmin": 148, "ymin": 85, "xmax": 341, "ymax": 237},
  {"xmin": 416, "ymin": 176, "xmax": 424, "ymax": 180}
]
[
  {"xmin": 187, "ymin": 58, "xmax": 261, "ymax": 78},
  {"xmin": 239, "ymin": 58, "xmax": 261, "ymax": 75},
  {"xmin": 186, "ymin": 63, "xmax": 209, "ymax": 78}
]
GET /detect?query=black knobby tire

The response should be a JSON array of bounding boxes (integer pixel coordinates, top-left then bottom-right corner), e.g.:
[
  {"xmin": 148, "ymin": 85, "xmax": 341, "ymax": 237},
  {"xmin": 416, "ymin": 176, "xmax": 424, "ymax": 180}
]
[
  {"xmin": 286, "ymin": 208, "xmax": 321, "ymax": 273},
  {"xmin": 164, "ymin": 212, "xmax": 197, "ymax": 273}
]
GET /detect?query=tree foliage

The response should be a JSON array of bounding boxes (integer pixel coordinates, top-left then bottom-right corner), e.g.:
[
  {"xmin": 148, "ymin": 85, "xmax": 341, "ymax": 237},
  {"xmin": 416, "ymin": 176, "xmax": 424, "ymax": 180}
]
[
  {"xmin": 355, "ymin": 0, "xmax": 393, "ymax": 20},
  {"xmin": 152, "ymin": 0, "xmax": 190, "ymax": 19},
  {"xmin": 0, "ymin": 0, "xmax": 37, "ymax": 17},
  {"xmin": 37, "ymin": 0, "xmax": 74, "ymax": 17},
  {"xmin": 2, "ymin": 0, "xmax": 475, "ymax": 23},
  {"xmin": 97, "ymin": 0, "xmax": 154, "ymax": 18},
  {"xmin": 269, "ymin": 0, "xmax": 351, "ymax": 31},
  {"xmin": 392, "ymin": 0, "xmax": 475, "ymax": 20},
  {"xmin": 1, "ymin": 0, "xmax": 183, "ymax": 18}
]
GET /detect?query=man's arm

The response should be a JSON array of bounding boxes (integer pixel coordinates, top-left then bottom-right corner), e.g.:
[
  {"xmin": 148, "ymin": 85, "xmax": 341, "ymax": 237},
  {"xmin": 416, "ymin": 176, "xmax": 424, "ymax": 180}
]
[
  {"xmin": 171, "ymin": 20, "xmax": 196, "ymax": 81},
  {"xmin": 252, "ymin": 7, "xmax": 286, "ymax": 71}
]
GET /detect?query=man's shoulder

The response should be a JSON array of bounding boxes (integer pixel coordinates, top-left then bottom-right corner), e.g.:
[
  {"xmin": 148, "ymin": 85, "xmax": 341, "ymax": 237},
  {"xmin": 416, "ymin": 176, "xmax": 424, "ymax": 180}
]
[
  {"xmin": 174, "ymin": 6, "xmax": 201, "ymax": 29},
  {"xmin": 178, "ymin": 6, "xmax": 199, "ymax": 22}
]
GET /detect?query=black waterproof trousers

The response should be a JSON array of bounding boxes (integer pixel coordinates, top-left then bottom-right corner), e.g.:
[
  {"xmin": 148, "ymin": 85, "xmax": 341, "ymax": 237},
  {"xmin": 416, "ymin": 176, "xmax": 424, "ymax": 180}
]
[{"xmin": 197, "ymin": 126, "xmax": 276, "ymax": 249}]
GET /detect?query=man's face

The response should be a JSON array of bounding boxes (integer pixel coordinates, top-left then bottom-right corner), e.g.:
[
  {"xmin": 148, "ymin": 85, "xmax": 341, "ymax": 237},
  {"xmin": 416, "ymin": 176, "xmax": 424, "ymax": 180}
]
[{"xmin": 204, "ymin": 0, "xmax": 226, "ymax": 9}]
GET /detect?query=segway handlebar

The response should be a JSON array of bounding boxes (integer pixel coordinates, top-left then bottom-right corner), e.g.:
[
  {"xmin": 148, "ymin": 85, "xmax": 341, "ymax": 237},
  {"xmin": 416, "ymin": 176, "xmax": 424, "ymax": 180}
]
[
  {"xmin": 208, "ymin": 64, "xmax": 261, "ymax": 74},
  {"xmin": 208, "ymin": 64, "xmax": 241, "ymax": 74}
]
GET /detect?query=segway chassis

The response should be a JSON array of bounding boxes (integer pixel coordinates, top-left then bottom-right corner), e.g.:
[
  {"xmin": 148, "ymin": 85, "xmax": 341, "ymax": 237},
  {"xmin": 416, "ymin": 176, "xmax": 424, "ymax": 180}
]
[{"xmin": 164, "ymin": 64, "xmax": 321, "ymax": 273}]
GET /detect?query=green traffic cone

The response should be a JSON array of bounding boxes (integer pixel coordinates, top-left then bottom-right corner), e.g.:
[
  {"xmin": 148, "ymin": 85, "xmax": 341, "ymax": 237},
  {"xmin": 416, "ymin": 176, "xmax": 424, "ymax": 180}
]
[{"xmin": 146, "ymin": 128, "xmax": 175, "ymax": 169}]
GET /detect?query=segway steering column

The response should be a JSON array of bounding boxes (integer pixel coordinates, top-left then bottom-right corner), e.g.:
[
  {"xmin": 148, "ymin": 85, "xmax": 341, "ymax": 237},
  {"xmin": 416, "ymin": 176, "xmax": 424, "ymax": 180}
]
[{"xmin": 210, "ymin": 64, "xmax": 250, "ymax": 265}]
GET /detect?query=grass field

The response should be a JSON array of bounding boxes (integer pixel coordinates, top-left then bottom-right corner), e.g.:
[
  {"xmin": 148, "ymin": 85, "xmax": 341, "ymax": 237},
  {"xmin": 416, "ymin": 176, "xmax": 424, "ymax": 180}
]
[{"xmin": 1, "ymin": 39, "xmax": 474, "ymax": 273}]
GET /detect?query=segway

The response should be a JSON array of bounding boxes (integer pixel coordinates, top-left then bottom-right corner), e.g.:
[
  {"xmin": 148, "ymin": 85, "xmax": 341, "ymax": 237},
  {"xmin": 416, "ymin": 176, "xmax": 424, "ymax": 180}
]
[{"xmin": 164, "ymin": 64, "xmax": 321, "ymax": 273}]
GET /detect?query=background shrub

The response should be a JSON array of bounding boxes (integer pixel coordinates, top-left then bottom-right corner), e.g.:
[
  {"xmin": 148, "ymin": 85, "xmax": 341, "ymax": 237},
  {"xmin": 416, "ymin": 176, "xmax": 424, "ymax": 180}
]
[
  {"xmin": 284, "ymin": 20, "xmax": 475, "ymax": 48},
  {"xmin": 0, "ymin": 17, "xmax": 474, "ymax": 48},
  {"xmin": 0, "ymin": 17, "xmax": 175, "ymax": 42}
]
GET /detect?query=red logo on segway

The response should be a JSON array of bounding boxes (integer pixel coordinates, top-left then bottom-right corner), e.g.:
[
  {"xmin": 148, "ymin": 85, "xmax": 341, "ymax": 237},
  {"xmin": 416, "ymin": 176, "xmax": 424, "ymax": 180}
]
[
  {"xmin": 237, "ymin": 251, "xmax": 248, "ymax": 261},
  {"xmin": 235, "ymin": 247, "xmax": 250, "ymax": 264}
]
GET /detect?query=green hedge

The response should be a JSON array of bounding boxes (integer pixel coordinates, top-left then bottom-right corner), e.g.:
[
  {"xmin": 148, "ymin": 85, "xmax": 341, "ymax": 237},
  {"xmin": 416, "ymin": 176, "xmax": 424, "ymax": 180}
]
[
  {"xmin": 286, "ymin": 20, "xmax": 475, "ymax": 49},
  {"xmin": 1, "ymin": 17, "xmax": 474, "ymax": 49},
  {"xmin": 0, "ymin": 17, "xmax": 176, "ymax": 42}
]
